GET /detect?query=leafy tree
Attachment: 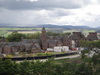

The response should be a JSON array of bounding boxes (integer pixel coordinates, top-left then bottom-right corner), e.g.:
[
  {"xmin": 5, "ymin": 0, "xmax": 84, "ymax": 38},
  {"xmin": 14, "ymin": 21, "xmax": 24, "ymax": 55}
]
[
  {"xmin": 26, "ymin": 32, "xmax": 40, "ymax": 39},
  {"xmin": 75, "ymin": 63, "xmax": 93, "ymax": 75},
  {"xmin": 62, "ymin": 63, "xmax": 77, "ymax": 75},
  {"xmin": 95, "ymin": 40, "xmax": 100, "ymax": 49},
  {"xmin": 46, "ymin": 31, "xmax": 71, "ymax": 36},
  {"xmin": 46, "ymin": 31, "xmax": 60, "ymax": 36},
  {"xmin": 0, "ymin": 36, "xmax": 2, "ymax": 39},
  {"xmin": 61, "ymin": 32, "xmax": 71, "ymax": 36},
  {"xmin": 91, "ymin": 54, "xmax": 100, "ymax": 65},
  {"xmin": 6, "ymin": 33, "xmax": 26, "ymax": 42},
  {"xmin": 19, "ymin": 60, "xmax": 34, "ymax": 75},
  {"xmin": 80, "ymin": 40, "xmax": 96, "ymax": 50},
  {"xmin": 0, "ymin": 57, "xmax": 100, "ymax": 75},
  {"xmin": 0, "ymin": 59, "xmax": 19, "ymax": 75}
]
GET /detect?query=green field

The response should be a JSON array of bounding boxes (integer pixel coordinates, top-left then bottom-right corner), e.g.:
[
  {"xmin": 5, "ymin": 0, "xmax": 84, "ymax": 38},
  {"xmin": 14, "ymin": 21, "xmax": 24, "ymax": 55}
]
[
  {"xmin": 0, "ymin": 28, "xmax": 37, "ymax": 37},
  {"xmin": 0, "ymin": 27, "xmax": 97, "ymax": 37}
]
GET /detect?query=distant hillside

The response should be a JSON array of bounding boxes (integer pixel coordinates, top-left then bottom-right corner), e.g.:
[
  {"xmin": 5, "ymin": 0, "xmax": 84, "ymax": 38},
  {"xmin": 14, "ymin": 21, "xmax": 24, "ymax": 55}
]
[
  {"xmin": 96, "ymin": 27, "xmax": 100, "ymax": 29},
  {"xmin": 0, "ymin": 23, "xmax": 93, "ymax": 29},
  {"xmin": 96, "ymin": 30, "xmax": 100, "ymax": 33},
  {"xmin": 34, "ymin": 24, "xmax": 92, "ymax": 29}
]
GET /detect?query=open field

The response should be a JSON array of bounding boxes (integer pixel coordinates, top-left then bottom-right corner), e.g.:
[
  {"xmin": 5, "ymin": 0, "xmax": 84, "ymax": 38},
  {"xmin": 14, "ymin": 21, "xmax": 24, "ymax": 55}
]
[
  {"xmin": 0, "ymin": 27, "xmax": 97, "ymax": 37},
  {"xmin": 63, "ymin": 29, "xmax": 96, "ymax": 33},
  {"xmin": 8, "ymin": 31, "xmax": 40, "ymax": 34},
  {"xmin": 0, "ymin": 27, "xmax": 38, "ymax": 37}
]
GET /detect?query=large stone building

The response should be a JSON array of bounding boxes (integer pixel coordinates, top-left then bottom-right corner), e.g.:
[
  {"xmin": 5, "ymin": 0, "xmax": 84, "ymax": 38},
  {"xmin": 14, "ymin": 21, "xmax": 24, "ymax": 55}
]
[
  {"xmin": 86, "ymin": 32, "xmax": 98, "ymax": 41},
  {"xmin": 0, "ymin": 27, "xmax": 99, "ymax": 54}
]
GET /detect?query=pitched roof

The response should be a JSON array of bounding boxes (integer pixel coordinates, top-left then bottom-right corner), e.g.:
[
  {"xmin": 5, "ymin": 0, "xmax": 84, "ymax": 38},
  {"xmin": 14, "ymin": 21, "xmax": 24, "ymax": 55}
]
[
  {"xmin": 34, "ymin": 43, "xmax": 41, "ymax": 48},
  {"xmin": 22, "ymin": 39, "xmax": 40, "ymax": 43},
  {"xmin": 86, "ymin": 36, "xmax": 98, "ymax": 40}
]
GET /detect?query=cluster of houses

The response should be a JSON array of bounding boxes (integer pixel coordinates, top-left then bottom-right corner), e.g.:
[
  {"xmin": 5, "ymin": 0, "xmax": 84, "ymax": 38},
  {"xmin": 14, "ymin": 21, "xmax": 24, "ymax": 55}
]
[{"xmin": 0, "ymin": 27, "xmax": 99, "ymax": 55}]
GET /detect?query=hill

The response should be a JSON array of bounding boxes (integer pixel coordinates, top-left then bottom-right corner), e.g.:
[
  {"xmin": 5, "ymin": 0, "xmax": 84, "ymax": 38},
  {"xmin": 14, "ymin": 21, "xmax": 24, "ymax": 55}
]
[
  {"xmin": 34, "ymin": 24, "xmax": 92, "ymax": 29},
  {"xmin": 0, "ymin": 24, "xmax": 92, "ymax": 29}
]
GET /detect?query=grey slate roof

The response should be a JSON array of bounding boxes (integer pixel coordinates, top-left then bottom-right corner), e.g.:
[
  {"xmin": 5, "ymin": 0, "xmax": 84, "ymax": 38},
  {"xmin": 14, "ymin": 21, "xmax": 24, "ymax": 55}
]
[
  {"xmin": 25, "ymin": 43, "xmax": 33, "ymax": 49},
  {"xmin": 34, "ymin": 43, "xmax": 41, "ymax": 48},
  {"xmin": 47, "ymin": 40, "xmax": 55, "ymax": 43},
  {"xmin": 87, "ymin": 36, "xmax": 98, "ymax": 40},
  {"xmin": 7, "ymin": 42, "xmax": 22, "ymax": 47},
  {"xmin": 22, "ymin": 39, "xmax": 40, "ymax": 43}
]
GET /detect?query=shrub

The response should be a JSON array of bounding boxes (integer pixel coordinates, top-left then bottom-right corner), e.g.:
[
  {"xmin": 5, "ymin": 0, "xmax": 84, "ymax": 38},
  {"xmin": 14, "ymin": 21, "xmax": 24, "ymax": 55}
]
[{"xmin": 5, "ymin": 54, "xmax": 13, "ymax": 58}]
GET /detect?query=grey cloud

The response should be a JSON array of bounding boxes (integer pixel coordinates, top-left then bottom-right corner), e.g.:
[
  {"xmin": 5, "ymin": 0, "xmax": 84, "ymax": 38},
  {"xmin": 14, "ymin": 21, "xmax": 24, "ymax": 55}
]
[
  {"xmin": 0, "ymin": 0, "xmax": 100, "ymax": 27},
  {"xmin": 0, "ymin": 0, "xmax": 86, "ymax": 10},
  {"xmin": 97, "ymin": 0, "xmax": 100, "ymax": 3},
  {"xmin": 48, "ymin": 9, "xmax": 73, "ymax": 17}
]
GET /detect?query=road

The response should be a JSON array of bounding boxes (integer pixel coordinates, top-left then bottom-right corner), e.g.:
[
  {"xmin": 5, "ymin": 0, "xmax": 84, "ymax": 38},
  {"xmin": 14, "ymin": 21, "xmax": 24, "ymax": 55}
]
[{"xmin": 16, "ymin": 54, "xmax": 80, "ymax": 63}]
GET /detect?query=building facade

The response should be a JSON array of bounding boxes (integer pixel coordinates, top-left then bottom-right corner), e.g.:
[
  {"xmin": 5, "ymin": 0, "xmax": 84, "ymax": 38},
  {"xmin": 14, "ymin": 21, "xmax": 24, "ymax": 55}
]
[{"xmin": 0, "ymin": 27, "xmax": 99, "ymax": 54}]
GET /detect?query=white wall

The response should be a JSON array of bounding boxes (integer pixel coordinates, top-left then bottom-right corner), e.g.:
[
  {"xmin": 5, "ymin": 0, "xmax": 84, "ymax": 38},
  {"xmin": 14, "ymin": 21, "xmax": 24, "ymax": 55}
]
[
  {"xmin": 47, "ymin": 48, "xmax": 54, "ymax": 51},
  {"xmin": 54, "ymin": 46, "xmax": 62, "ymax": 52},
  {"xmin": 62, "ymin": 46, "xmax": 69, "ymax": 52},
  {"xmin": 54, "ymin": 46, "xmax": 69, "ymax": 52}
]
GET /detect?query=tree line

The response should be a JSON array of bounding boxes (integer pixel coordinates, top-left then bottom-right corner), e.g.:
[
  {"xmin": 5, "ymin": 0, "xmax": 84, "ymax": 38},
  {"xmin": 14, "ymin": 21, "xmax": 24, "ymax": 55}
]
[
  {"xmin": 0, "ymin": 54, "xmax": 100, "ymax": 75},
  {"xmin": 80, "ymin": 40, "xmax": 100, "ymax": 50},
  {"xmin": 5, "ymin": 32, "xmax": 71, "ymax": 42}
]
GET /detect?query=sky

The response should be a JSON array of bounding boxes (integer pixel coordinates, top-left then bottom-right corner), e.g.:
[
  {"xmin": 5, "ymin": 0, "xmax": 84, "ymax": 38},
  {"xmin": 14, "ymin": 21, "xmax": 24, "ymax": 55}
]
[{"xmin": 0, "ymin": 0, "xmax": 100, "ymax": 27}]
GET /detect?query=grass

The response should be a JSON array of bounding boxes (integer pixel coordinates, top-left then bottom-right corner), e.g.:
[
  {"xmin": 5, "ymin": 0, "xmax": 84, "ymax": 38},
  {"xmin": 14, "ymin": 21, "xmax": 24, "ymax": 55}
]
[
  {"xmin": 63, "ymin": 30, "xmax": 78, "ymax": 33},
  {"xmin": 5, "ymin": 52, "xmax": 67, "ymax": 58},
  {"xmin": 0, "ymin": 28, "xmax": 97, "ymax": 37},
  {"xmin": 0, "ymin": 27, "xmax": 39, "ymax": 37},
  {"xmin": 36, "ymin": 53, "xmax": 55, "ymax": 56},
  {"xmin": 51, "ymin": 57, "xmax": 82, "ymax": 64}
]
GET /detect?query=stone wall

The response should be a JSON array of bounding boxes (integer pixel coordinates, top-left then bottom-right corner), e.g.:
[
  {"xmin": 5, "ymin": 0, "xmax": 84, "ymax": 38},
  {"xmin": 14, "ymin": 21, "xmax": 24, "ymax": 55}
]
[{"xmin": 3, "ymin": 46, "xmax": 11, "ymax": 54}]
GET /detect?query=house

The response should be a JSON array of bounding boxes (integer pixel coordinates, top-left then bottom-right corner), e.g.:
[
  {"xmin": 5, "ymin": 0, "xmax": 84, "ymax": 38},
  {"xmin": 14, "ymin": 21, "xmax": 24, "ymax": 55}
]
[
  {"xmin": 86, "ymin": 32, "xmax": 98, "ymax": 41},
  {"xmin": 70, "ymin": 32, "xmax": 85, "ymax": 47},
  {"xmin": 31, "ymin": 43, "xmax": 41, "ymax": 53},
  {"xmin": 3, "ymin": 45, "xmax": 12, "ymax": 54},
  {"xmin": 0, "ymin": 27, "xmax": 99, "ymax": 55}
]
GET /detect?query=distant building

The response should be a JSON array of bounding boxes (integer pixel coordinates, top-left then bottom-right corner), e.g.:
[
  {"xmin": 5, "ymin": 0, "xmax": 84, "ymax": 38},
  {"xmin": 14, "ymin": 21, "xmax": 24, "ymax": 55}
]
[
  {"xmin": 86, "ymin": 32, "xmax": 98, "ymax": 41},
  {"xmin": 53, "ymin": 46, "xmax": 69, "ymax": 52},
  {"xmin": 0, "ymin": 27, "xmax": 99, "ymax": 54}
]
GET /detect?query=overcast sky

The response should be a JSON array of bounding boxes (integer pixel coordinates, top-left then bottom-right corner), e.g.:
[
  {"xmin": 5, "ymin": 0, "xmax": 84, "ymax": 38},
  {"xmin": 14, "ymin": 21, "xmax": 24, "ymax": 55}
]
[{"xmin": 0, "ymin": 0, "xmax": 100, "ymax": 27}]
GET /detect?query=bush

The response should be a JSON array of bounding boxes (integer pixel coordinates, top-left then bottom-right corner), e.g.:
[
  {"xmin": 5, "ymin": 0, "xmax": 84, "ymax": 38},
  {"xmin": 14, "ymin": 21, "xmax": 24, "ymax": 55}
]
[
  {"xmin": 0, "ymin": 55, "xmax": 100, "ymax": 75},
  {"xmin": 5, "ymin": 55, "xmax": 13, "ymax": 58},
  {"xmin": 36, "ymin": 53, "xmax": 54, "ymax": 56}
]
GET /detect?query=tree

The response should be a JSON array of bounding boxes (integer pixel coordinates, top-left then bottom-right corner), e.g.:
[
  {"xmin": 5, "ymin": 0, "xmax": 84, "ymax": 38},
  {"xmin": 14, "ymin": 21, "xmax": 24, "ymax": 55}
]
[
  {"xmin": 26, "ymin": 32, "xmax": 40, "ymax": 39},
  {"xmin": 0, "ymin": 59, "xmax": 19, "ymax": 75},
  {"xmin": 91, "ymin": 54, "xmax": 100, "ymax": 65},
  {"xmin": 46, "ymin": 31, "xmax": 71, "ymax": 36},
  {"xmin": 95, "ymin": 40, "xmax": 100, "ymax": 49},
  {"xmin": 0, "ymin": 36, "xmax": 2, "ymax": 39},
  {"xmin": 61, "ymin": 32, "xmax": 71, "ymax": 36},
  {"xmin": 75, "ymin": 63, "xmax": 93, "ymax": 75},
  {"xmin": 6, "ymin": 33, "xmax": 26, "ymax": 42},
  {"xmin": 0, "ymin": 57, "xmax": 100, "ymax": 75},
  {"xmin": 46, "ymin": 31, "xmax": 60, "ymax": 36},
  {"xmin": 80, "ymin": 40, "xmax": 96, "ymax": 50}
]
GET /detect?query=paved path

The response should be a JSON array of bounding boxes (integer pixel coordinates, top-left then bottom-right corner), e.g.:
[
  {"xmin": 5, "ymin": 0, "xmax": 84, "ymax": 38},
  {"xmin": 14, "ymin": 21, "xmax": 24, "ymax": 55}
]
[
  {"xmin": 40, "ymin": 54, "xmax": 80, "ymax": 62},
  {"xmin": 16, "ymin": 54, "xmax": 80, "ymax": 63}
]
